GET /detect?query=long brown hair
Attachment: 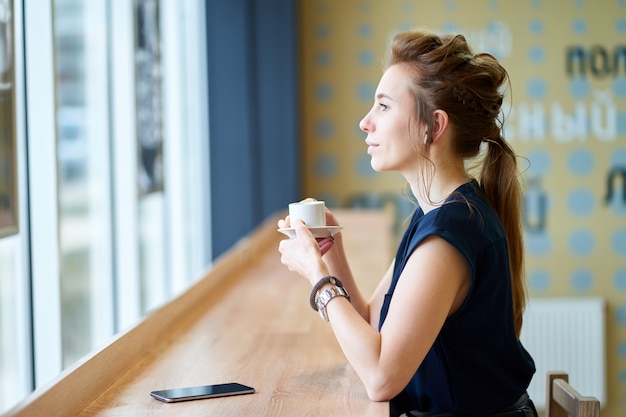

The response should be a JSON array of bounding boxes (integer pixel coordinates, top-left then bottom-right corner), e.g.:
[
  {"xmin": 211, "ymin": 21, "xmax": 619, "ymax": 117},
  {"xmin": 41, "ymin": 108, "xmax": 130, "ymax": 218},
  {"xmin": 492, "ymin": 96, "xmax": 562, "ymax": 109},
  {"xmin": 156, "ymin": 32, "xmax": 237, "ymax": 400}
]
[{"xmin": 388, "ymin": 29, "xmax": 527, "ymax": 338}]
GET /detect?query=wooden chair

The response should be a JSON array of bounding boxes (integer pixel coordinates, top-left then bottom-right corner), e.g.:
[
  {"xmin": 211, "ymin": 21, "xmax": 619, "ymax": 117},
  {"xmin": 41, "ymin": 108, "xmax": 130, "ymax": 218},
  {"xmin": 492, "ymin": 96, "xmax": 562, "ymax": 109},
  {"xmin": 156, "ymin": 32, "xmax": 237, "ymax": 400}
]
[{"xmin": 546, "ymin": 371, "xmax": 600, "ymax": 417}]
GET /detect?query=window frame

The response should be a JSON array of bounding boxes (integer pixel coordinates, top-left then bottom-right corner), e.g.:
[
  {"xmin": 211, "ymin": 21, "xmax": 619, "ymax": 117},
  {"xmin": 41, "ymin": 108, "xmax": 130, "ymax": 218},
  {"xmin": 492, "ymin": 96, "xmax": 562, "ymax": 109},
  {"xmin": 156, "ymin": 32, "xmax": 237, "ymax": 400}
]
[{"xmin": 24, "ymin": 0, "xmax": 63, "ymax": 387}]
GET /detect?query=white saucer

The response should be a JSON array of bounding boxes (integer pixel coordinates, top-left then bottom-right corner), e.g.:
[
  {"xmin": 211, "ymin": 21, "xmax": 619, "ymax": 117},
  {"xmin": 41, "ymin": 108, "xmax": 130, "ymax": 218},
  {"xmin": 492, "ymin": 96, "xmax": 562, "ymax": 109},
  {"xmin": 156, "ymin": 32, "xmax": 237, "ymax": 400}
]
[{"xmin": 277, "ymin": 226, "xmax": 343, "ymax": 239}]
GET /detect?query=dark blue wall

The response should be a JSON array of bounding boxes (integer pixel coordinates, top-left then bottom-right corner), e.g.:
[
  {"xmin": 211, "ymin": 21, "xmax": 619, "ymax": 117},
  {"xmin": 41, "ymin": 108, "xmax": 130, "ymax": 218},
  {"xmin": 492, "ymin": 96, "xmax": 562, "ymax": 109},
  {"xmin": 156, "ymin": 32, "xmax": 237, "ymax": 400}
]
[{"xmin": 205, "ymin": 0, "xmax": 299, "ymax": 258}]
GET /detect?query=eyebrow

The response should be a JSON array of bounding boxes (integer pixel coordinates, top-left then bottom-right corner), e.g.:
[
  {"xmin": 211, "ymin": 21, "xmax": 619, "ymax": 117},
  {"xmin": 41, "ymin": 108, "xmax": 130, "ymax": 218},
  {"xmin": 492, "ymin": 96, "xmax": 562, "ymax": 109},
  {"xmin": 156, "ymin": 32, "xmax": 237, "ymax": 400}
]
[{"xmin": 376, "ymin": 92, "xmax": 394, "ymax": 101}]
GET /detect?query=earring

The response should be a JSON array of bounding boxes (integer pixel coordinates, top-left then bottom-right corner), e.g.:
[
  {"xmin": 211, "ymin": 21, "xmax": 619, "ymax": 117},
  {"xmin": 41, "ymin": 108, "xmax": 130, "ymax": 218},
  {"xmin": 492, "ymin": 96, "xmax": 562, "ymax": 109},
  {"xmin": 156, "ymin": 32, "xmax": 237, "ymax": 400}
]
[{"xmin": 424, "ymin": 134, "xmax": 432, "ymax": 144}]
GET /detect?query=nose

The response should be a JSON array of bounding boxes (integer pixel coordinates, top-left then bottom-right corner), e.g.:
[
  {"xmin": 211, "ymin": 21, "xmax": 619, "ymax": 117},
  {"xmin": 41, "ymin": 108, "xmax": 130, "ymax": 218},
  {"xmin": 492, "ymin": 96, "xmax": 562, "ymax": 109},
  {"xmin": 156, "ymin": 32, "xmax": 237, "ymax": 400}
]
[{"xmin": 359, "ymin": 112, "xmax": 372, "ymax": 133}]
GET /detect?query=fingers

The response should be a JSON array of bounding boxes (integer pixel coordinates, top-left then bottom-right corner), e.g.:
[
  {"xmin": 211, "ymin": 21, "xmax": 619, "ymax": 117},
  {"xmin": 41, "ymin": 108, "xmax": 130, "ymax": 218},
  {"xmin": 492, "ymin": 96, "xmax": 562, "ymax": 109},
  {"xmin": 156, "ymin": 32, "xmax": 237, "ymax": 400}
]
[
  {"xmin": 318, "ymin": 235, "xmax": 334, "ymax": 256},
  {"xmin": 292, "ymin": 218, "xmax": 313, "ymax": 239},
  {"xmin": 277, "ymin": 215, "xmax": 292, "ymax": 229}
]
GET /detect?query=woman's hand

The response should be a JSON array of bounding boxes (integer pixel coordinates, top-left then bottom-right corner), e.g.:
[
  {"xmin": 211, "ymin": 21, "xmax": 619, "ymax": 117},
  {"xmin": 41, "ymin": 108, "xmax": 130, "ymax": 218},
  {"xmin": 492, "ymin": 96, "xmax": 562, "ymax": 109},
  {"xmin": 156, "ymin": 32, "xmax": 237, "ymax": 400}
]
[
  {"xmin": 278, "ymin": 218, "xmax": 331, "ymax": 285},
  {"xmin": 277, "ymin": 199, "xmax": 341, "ymax": 258}
]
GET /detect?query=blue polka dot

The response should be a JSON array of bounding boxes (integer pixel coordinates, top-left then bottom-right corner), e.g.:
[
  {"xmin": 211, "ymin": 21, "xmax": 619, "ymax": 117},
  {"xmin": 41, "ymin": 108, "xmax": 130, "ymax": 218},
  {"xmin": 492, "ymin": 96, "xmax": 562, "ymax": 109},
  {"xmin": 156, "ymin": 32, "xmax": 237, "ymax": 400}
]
[
  {"xmin": 526, "ymin": 149, "xmax": 551, "ymax": 176},
  {"xmin": 356, "ymin": 154, "xmax": 377, "ymax": 178},
  {"xmin": 572, "ymin": 18, "xmax": 587, "ymax": 34},
  {"xmin": 528, "ymin": 269, "xmax": 550, "ymax": 292},
  {"xmin": 525, "ymin": 232, "xmax": 552, "ymax": 256},
  {"xmin": 315, "ymin": 3, "xmax": 328, "ymax": 14},
  {"xmin": 402, "ymin": 2, "xmax": 415, "ymax": 12},
  {"xmin": 315, "ymin": 51, "xmax": 331, "ymax": 67},
  {"xmin": 528, "ymin": 45, "xmax": 545, "ymax": 64},
  {"xmin": 611, "ymin": 149, "xmax": 626, "ymax": 166},
  {"xmin": 616, "ymin": 305, "xmax": 626, "ymax": 326},
  {"xmin": 617, "ymin": 18, "xmax": 626, "ymax": 33},
  {"xmin": 574, "ymin": 0, "xmax": 585, "ymax": 8},
  {"xmin": 398, "ymin": 22, "xmax": 415, "ymax": 32},
  {"xmin": 445, "ymin": 0, "xmax": 457, "ymax": 11},
  {"xmin": 614, "ymin": 75, "xmax": 626, "ymax": 99},
  {"xmin": 612, "ymin": 229, "xmax": 626, "ymax": 255},
  {"xmin": 615, "ymin": 268, "xmax": 626, "ymax": 291},
  {"xmin": 315, "ymin": 25, "xmax": 330, "ymax": 38},
  {"xmin": 442, "ymin": 21, "xmax": 460, "ymax": 33},
  {"xmin": 488, "ymin": 0, "xmax": 499, "ymax": 10},
  {"xmin": 571, "ymin": 268, "xmax": 593, "ymax": 292},
  {"xmin": 315, "ymin": 83, "xmax": 333, "ymax": 102},
  {"xmin": 529, "ymin": 19, "xmax": 543, "ymax": 34},
  {"xmin": 568, "ymin": 229, "xmax": 595, "ymax": 256},
  {"xmin": 315, "ymin": 154, "xmax": 337, "ymax": 178},
  {"xmin": 315, "ymin": 118, "xmax": 335, "ymax": 139},
  {"xmin": 567, "ymin": 188, "xmax": 595, "ymax": 217},
  {"xmin": 620, "ymin": 369, "xmax": 626, "ymax": 383},
  {"xmin": 317, "ymin": 193, "xmax": 339, "ymax": 208},
  {"xmin": 567, "ymin": 148, "xmax": 594, "ymax": 176},
  {"xmin": 357, "ymin": 82, "xmax": 375, "ymax": 102},
  {"xmin": 611, "ymin": 148, "xmax": 626, "ymax": 164},
  {"xmin": 619, "ymin": 341, "xmax": 626, "ymax": 357},
  {"xmin": 569, "ymin": 76, "xmax": 590, "ymax": 99},
  {"xmin": 358, "ymin": 50, "xmax": 374, "ymax": 67},
  {"xmin": 531, "ymin": 0, "xmax": 542, "ymax": 9},
  {"xmin": 526, "ymin": 77, "xmax": 548, "ymax": 99},
  {"xmin": 358, "ymin": 24, "xmax": 373, "ymax": 38},
  {"xmin": 618, "ymin": 111, "xmax": 626, "ymax": 135}
]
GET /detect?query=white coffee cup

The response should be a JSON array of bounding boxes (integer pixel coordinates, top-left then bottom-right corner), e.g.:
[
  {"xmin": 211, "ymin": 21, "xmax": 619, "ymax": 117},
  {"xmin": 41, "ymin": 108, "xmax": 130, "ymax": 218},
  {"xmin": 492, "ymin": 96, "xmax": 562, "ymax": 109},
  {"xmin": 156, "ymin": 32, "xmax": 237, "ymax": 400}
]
[{"xmin": 288, "ymin": 201, "xmax": 326, "ymax": 227}]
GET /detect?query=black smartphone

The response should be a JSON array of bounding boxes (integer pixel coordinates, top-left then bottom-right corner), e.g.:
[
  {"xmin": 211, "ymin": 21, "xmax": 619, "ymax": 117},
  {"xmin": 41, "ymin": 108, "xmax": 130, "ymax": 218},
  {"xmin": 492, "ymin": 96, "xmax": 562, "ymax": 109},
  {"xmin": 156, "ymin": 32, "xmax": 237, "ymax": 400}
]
[{"xmin": 150, "ymin": 382, "xmax": 255, "ymax": 403}]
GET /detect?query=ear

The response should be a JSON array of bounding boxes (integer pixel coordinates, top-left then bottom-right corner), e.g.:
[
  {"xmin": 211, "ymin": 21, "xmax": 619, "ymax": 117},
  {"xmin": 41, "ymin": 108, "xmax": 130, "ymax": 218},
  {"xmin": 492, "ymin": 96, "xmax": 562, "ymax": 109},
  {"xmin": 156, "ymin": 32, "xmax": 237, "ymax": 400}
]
[{"xmin": 427, "ymin": 109, "xmax": 449, "ymax": 144}]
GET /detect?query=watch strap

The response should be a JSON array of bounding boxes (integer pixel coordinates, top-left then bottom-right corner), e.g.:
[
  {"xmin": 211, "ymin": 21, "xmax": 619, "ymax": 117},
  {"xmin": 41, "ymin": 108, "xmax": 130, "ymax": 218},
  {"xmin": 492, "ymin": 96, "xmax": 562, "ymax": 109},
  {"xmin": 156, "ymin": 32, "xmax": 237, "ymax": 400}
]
[{"xmin": 309, "ymin": 276, "xmax": 344, "ymax": 311}]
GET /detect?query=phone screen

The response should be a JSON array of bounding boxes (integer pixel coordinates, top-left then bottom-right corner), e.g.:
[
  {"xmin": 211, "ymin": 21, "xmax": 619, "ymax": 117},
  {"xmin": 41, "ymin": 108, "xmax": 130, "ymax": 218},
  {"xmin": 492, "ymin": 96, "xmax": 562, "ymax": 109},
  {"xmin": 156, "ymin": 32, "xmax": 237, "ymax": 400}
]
[{"xmin": 150, "ymin": 382, "xmax": 255, "ymax": 403}]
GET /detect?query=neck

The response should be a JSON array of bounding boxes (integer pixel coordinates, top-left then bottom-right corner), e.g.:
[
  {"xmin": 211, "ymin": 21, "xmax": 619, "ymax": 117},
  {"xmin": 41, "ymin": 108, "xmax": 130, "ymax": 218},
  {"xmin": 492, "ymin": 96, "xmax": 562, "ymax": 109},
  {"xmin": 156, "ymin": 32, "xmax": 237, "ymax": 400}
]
[{"xmin": 408, "ymin": 162, "xmax": 469, "ymax": 214}]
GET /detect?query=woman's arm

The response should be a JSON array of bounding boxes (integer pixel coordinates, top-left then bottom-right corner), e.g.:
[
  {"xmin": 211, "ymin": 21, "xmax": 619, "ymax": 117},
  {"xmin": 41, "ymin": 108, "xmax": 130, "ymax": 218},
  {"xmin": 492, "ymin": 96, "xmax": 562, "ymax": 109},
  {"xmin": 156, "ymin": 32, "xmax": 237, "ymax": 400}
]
[
  {"xmin": 278, "ymin": 219, "xmax": 470, "ymax": 401},
  {"xmin": 318, "ymin": 234, "xmax": 470, "ymax": 401}
]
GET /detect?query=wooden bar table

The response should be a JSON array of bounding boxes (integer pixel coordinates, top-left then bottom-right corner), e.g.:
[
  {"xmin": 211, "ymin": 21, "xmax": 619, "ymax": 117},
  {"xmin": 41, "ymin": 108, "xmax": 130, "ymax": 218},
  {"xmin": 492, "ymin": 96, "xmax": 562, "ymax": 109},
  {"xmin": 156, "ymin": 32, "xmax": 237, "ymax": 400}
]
[{"xmin": 8, "ymin": 209, "xmax": 392, "ymax": 417}]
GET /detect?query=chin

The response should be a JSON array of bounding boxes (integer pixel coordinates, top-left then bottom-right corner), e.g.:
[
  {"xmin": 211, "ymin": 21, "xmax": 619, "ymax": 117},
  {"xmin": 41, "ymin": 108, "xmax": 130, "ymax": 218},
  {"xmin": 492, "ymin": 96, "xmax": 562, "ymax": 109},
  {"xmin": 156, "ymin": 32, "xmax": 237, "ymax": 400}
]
[{"xmin": 369, "ymin": 159, "xmax": 389, "ymax": 173}]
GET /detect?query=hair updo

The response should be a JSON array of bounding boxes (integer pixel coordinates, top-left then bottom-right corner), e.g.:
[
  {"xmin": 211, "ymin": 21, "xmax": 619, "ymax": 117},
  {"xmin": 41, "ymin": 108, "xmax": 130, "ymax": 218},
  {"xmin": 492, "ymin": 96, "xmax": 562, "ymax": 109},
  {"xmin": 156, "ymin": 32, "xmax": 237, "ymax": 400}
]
[
  {"xmin": 387, "ymin": 29, "xmax": 508, "ymax": 155},
  {"xmin": 387, "ymin": 29, "xmax": 527, "ymax": 338}
]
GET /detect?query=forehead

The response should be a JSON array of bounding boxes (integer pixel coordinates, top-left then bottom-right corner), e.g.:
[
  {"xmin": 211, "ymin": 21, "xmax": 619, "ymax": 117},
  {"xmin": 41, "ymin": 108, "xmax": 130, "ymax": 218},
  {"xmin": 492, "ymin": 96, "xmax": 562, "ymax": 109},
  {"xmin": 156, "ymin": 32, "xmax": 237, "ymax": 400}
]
[{"xmin": 376, "ymin": 64, "xmax": 415, "ymax": 99}]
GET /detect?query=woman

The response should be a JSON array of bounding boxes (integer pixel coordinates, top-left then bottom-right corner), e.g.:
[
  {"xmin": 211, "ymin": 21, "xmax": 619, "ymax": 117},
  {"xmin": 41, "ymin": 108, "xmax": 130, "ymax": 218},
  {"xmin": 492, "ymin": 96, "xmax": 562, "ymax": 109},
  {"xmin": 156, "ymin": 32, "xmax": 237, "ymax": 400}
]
[{"xmin": 278, "ymin": 29, "xmax": 537, "ymax": 417}]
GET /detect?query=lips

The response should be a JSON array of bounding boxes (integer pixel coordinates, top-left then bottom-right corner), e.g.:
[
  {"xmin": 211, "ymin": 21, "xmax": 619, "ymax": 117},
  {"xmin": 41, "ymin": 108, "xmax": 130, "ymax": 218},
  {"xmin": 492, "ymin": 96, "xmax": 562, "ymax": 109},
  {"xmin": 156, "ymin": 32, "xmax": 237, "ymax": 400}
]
[{"xmin": 366, "ymin": 140, "xmax": 378, "ymax": 154}]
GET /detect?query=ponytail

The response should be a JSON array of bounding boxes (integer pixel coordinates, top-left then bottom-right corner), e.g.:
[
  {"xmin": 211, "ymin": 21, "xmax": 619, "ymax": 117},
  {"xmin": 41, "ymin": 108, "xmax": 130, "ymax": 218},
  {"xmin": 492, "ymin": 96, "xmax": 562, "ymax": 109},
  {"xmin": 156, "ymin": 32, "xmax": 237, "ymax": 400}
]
[{"xmin": 480, "ymin": 135, "xmax": 526, "ymax": 339}]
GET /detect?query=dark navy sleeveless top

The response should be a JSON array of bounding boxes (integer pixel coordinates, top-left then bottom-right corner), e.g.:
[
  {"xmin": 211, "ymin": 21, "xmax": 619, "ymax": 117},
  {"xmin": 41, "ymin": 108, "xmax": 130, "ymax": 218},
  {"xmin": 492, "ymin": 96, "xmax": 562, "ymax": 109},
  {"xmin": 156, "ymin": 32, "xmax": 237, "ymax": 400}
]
[{"xmin": 379, "ymin": 181, "xmax": 535, "ymax": 416}]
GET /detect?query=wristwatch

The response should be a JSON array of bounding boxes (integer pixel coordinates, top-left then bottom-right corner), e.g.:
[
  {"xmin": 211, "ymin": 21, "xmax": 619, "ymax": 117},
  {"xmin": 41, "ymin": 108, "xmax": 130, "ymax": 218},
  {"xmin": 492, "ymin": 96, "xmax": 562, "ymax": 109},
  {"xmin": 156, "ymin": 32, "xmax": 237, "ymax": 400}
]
[{"xmin": 315, "ymin": 285, "xmax": 350, "ymax": 321}]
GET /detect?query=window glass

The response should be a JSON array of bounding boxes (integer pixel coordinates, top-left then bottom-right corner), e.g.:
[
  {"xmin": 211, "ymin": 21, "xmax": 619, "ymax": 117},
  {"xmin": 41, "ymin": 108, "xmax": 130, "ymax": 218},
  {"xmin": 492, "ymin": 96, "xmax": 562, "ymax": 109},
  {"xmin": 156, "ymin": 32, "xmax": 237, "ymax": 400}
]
[
  {"xmin": 135, "ymin": 0, "xmax": 167, "ymax": 313},
  {"xmin": 0, "ymin": 238, "xmax": 30, "ymax": 413},
  {"xmin": 53, "ymin": 0, "xmax": 113, "ymax": 367},
  {"xmin": 0, "ymin": 0, "xmax": 29, "ymax": 412}
]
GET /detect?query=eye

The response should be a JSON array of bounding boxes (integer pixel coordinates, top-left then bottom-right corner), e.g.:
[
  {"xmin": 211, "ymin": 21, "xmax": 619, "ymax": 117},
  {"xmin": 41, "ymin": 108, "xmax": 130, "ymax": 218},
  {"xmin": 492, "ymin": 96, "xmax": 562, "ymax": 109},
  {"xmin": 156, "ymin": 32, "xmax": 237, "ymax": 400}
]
[{"xmin": 378, "ymin": 102, "xmax": 389, "ymax": 111}]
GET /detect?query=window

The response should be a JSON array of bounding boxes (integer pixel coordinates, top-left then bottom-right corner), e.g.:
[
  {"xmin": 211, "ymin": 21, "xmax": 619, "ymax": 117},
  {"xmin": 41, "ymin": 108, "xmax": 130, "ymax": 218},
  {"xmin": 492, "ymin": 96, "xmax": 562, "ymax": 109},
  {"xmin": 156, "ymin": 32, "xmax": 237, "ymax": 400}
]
[
  {"xmin": 0, "ymin": 0, "xmax": 210, "ymax": 412},
  {"xmin": 0, "ymin": 0, "xmax": 32, "ymax": 410},
  {"xmin": 54, "ymin": 0, "xmax": 115, "ymax": 367}
]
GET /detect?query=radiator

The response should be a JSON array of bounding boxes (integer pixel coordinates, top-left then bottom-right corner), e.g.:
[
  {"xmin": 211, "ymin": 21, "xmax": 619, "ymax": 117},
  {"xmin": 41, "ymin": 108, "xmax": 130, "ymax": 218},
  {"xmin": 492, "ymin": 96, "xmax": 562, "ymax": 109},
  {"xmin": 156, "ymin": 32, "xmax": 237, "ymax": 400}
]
[{"xmin": 519, "ymin": 297, "xmax": 606, "ymax": 409}]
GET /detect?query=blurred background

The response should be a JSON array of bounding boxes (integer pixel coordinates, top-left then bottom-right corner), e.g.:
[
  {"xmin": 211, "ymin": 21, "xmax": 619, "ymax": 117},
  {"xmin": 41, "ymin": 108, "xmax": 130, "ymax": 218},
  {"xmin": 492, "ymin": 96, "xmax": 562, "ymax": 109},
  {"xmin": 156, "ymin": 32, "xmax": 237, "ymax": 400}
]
[{"xmin": 0, "ymin": 0, "xmax": 625, "ymax": 415}]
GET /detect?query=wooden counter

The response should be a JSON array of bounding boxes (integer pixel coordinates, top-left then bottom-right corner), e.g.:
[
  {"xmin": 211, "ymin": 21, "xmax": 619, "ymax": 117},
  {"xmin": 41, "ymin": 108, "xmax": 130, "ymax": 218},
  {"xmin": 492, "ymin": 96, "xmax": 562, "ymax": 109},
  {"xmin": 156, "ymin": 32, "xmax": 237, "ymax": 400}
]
[{"xmin": 7, "ymin": 210, "xmax": 392, "ymax": 417}]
